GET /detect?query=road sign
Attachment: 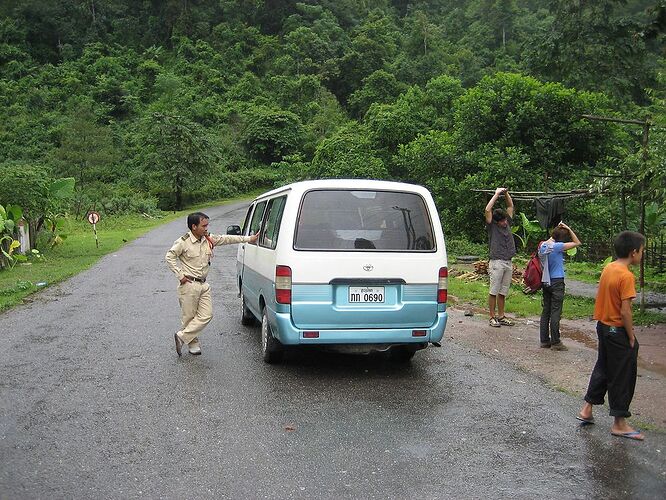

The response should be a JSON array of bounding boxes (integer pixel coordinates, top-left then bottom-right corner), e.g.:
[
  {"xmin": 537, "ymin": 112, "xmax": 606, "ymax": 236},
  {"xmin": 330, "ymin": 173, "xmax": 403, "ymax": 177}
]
[
  {"xmin": 87, "ymin": 211, "xmax": 100, "ymax": 224},
  {"xmin": 87, "ymin": 211, "xmax": 100, "ymax": 248}
]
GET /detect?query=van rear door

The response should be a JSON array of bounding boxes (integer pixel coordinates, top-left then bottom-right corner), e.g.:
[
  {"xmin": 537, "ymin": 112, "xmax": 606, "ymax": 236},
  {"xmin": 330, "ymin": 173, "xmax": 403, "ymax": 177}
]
[{"xmin": 290, "ymin": 188, "xmax": 443, "ymax": 330}]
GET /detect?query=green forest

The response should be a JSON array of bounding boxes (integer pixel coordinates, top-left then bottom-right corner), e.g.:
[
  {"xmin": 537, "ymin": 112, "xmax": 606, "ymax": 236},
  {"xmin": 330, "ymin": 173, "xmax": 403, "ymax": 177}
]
[{"xmin": 0, "ymin": 0, "xmax": 665, "ymax": 264}]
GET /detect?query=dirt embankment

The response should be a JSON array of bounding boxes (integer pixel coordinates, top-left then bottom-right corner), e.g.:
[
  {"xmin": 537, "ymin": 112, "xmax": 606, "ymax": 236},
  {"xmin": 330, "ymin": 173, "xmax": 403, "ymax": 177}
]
[{"xmin": 445, "ymin": 303, "xmax": 666, "ymax": 431}]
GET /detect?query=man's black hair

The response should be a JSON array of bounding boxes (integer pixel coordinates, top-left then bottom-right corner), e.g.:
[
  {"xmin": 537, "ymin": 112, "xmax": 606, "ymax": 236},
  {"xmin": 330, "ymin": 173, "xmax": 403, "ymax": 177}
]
[
  {"xmin": 187, "ymin": 212, "xmax": 209, "ymax": 230},
  {"xmin": 613, "ymin": 231, "xmax": 645, "ymax": 258},
  {"xmin": 492, "ymin": 208, "xmax": 508, "ymax": 222}
]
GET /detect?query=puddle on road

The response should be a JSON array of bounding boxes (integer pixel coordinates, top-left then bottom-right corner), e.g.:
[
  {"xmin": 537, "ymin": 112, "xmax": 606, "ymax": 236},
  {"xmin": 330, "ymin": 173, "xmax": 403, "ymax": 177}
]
[{"xmin": 561, "ymin": 327, "xmax": 597, "ymax": 349}]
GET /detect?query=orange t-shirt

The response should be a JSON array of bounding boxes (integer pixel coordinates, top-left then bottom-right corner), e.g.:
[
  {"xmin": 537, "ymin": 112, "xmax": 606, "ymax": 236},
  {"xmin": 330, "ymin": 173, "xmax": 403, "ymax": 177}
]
[{"xmin": 593, "ymin": 261, "xmax": 637, "ymax": 326}]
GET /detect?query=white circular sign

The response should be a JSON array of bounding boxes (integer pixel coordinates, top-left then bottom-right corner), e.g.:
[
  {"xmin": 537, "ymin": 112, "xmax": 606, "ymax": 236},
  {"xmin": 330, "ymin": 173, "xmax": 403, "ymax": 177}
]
[{"xmin": 87, "ymin": 211, "xmax": 100, "ymax": 224}]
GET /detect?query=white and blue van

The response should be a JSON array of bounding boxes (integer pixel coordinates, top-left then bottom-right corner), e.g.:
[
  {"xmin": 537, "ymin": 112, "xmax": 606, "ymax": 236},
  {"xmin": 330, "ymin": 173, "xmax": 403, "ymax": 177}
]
[{"xmin": 227, "ymin": 179, "xmax": 448, "ymax": 363}]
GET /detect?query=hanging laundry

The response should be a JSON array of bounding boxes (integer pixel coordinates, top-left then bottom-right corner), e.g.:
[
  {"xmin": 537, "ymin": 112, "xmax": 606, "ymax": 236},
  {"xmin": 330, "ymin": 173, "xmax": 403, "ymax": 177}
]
[{"xmin": 534, "ymin": 197, "xmax": 565, "ymax": 230}]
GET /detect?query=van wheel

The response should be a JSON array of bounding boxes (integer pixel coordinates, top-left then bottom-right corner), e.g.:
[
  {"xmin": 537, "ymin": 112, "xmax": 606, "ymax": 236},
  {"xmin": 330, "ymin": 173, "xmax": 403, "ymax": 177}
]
[
  {"xmin": 389, "ymin": 346, "xmax": 416, "ymax": 363},
  {"xmin": 261, "ymin": 308, "xmax": 284, "ymax": 364},
  {"xmin": 240, "ymin": 291, "xmax": 255, "ymax": 326}
]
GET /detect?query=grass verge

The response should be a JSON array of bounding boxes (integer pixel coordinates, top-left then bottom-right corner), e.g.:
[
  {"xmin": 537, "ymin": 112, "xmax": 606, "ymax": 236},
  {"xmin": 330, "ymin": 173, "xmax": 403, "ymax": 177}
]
[
  {"xmin": 0, "ymin": 194, "xmax": 258, "ymax": 313},
  {"xmin": 447, "ymin": 276, "xmax": 665, "ymax": 326}
]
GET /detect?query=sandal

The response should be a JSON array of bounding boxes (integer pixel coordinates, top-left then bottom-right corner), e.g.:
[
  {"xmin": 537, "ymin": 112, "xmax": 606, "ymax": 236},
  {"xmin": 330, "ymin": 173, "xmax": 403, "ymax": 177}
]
[{"xmin": 498, "ymin": 316, "xmax": 514, "ymax": 326}]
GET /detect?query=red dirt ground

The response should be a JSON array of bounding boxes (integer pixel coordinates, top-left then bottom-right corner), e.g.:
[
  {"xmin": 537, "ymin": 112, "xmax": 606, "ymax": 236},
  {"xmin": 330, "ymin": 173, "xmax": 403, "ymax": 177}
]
[{"xmin": 445, "ymin": 302, "xmax": 666, "ymax": 431}]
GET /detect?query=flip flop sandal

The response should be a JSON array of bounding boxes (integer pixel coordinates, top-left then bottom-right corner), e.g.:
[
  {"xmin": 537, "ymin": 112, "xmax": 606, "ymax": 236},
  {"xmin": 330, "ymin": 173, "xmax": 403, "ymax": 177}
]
[
  {"xmin": 576, "ymin": 415, "xmax": 595, "ymax": 425},
  {"xmin": 611, "ymin": 430, "xmax": 644, "ymax": 441}
]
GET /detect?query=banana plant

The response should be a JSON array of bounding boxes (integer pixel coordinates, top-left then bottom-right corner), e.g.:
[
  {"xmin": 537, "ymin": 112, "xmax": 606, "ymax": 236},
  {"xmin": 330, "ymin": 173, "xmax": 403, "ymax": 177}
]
[
  {"xmin": 511, "ymin": 212, "xmax": 544, "ymax": 250},
  {"xmin": 0, "ymin": 203, "xmax": 24, "ymax": 269}
]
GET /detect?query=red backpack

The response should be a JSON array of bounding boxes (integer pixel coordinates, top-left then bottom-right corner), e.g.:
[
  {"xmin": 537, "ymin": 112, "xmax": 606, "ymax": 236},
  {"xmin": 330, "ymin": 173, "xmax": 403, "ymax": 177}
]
[{"xmin": 523, "ymin": 241, "xmax": 544, "ymax": 294}]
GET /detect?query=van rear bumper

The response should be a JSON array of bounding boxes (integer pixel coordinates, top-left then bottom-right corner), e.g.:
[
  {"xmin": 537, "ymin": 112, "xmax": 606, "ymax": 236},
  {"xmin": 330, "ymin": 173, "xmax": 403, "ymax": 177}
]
[{"xmin": 272, "ymin": 310, "xmax": 447, "ymax": 345}]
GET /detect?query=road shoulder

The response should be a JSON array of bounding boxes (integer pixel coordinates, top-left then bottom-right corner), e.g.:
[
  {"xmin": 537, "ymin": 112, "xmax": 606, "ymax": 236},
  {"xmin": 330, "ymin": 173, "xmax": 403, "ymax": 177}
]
[{"xmin": 445, "ymin": 305, "xmax": 666, "ymax": 432}]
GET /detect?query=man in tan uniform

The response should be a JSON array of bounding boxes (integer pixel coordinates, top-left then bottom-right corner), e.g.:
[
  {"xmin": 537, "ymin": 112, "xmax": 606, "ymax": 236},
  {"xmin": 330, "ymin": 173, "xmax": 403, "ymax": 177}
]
[{"xmin": 165, "ymin": 212, "xmax": 258, "ymax": 356}]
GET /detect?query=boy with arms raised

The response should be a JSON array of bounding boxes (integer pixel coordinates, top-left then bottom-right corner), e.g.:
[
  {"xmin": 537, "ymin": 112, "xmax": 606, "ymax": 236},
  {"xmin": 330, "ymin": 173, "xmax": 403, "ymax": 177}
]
[
  {"xmin": 484, "ymin": 187, "xmax": 516, "ymax": 327},
  {"xmin": 577, "ymin": 231, "xmax": 645, "ymax": 441}
]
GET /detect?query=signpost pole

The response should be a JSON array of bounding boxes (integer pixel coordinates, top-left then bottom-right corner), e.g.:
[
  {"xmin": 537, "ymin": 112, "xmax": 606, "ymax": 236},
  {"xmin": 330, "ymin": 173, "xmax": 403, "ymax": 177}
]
[{"xmin": 87, "ymin": 211, "xmax": 101, "ymax": 249}]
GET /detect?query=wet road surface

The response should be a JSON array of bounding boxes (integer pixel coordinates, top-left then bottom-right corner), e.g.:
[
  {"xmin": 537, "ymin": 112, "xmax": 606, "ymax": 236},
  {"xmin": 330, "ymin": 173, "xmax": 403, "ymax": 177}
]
[{"xmin": 1, "ymin": 201, "xmax": 665, "ymax": 499}]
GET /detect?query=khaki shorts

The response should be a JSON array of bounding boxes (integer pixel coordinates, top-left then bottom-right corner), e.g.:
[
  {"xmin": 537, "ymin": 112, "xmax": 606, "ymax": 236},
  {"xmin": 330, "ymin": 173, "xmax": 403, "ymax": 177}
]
[{"xmin": 489, "ymin": 259, "xmax": 513, "ymax": 296}]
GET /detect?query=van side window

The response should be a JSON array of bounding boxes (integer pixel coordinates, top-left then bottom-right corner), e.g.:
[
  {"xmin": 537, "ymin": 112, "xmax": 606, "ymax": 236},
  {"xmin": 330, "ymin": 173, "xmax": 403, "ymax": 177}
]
[
  {"xmin": 241, "ymin": 205, "xmax": 253, "ymax": 235},
  {"xmin": 260, "ymin": 196, "xmax": 286, "ymax": 250},
  {"xmin": 249, "ymin": 201, "xmax": 267, "ymax": 236}
]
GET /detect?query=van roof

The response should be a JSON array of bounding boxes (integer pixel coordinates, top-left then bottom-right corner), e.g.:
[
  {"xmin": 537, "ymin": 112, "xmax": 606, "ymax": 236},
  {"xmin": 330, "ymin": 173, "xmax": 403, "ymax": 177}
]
[{"xmin": 252, "ymin": 179, "xmax": 430, "ymax": 201}]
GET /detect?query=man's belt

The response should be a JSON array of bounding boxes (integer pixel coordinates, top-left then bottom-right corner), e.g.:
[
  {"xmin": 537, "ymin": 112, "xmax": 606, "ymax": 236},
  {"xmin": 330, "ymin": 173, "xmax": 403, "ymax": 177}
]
[{"xmin": 184, "ymin": 275, "xmax": 206, "ymax": 283}]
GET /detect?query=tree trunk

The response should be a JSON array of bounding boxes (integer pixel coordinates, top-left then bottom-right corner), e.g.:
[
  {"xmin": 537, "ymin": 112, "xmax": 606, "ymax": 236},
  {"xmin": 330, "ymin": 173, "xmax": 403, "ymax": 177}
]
[{"xmin": 175, "ymin": 175, "xmax": 183, "ymax": 211}]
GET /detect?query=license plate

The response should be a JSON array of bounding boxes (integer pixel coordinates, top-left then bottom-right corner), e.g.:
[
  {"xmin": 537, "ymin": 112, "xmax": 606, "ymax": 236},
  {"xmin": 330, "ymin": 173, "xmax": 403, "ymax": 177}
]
[{"xmin": 349, "ymin": 286, "xmax": 385, "ymax": 303}]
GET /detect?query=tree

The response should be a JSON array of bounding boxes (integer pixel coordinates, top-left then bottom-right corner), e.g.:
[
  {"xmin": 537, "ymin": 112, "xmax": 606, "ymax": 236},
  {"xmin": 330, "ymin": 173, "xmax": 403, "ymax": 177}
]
[
  {"xmin": 331, "ymin": 11, "xmax": 400, "ymax": 103},
  {"xmin": 0, "ymin": 163, "xmax": 52, "ymax": 248},
  {"xmin": 348, "ymin": 70, "xmax": 407, "ymax": 118},
  {"xmin": 363, "ymin": 75, "xmax": 464, "ymax": 169},
  {"xmin": 310, "ymin": 123, "xmax": 388, "ymax": 179},
  {"xmin": 140, "ymin": 112, "xmax": 218, "ymax": 210},
  {"xmin": 453, "ymin": 72, "xmax": 615, "ymax": 184},
  {"xmin": 523, "ymin": 0, "xmax": 656, "ymax": 103},
  {"xmin": 0, "ymin": 17, "xmax": 33, "ymax": 78},
  {"xmin": 242, "ymin": 105, "xmax": 305, "ymax": 164},
  {"xmin": 52, "ymin": 103, "xmax": 118, "ymax": 189}
]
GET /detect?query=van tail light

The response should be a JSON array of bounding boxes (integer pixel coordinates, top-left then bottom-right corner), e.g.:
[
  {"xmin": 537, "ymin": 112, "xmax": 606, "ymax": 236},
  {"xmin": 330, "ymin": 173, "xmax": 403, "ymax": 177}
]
[
  {"xmin": 275, "ymin": 265, "xmax": 292, "ymax": 304},
  {"xmin": 438, "ymin": 267, "xmax": 448, "ymax": 304}
]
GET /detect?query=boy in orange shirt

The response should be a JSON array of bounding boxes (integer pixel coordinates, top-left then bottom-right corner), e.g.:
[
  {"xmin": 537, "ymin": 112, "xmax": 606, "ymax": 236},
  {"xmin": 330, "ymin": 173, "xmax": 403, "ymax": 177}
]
[{"xmin": 577, "ymin": 231, "xmax": 645, "ymax": 440}]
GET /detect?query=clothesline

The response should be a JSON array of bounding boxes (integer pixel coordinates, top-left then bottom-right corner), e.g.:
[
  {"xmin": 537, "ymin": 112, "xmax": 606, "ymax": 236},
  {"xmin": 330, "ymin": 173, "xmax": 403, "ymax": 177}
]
[{"xmin": 470, "ymin": 189, "xmax": 597, "ymax": 201}]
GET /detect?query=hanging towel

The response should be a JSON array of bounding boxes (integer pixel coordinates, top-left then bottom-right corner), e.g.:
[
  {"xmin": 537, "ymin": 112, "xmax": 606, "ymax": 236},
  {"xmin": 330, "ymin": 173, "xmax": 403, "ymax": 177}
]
[{"xmin": 534, "ymin": 197, "xmax": 565, "ymax": 230}]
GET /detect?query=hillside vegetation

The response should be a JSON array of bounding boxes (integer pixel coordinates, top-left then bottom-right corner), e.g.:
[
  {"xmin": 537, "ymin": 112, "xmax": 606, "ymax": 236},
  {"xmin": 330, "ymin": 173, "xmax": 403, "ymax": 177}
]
[{"xmin": 0, "ymin": 0, "xmax": 664, "ymax": 252}]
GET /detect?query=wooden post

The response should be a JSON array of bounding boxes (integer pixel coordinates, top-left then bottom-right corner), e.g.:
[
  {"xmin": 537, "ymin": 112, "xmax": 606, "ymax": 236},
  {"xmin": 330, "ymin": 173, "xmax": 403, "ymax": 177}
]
[
  {"xmin": 639, "ymin": 120, "xmax": 650, "ymax": 313},
  {"xmin": 581, "ymin": 114, "xmax": 652, "ymax": 313}
]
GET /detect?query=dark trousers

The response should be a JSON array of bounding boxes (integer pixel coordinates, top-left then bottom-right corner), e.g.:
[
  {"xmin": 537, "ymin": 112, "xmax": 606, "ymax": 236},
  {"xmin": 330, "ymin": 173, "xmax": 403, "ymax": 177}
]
[
  {"xmin": 584, "ymin": 322, "xmax": 639, "ymax": 418},
  {"xmin": 540, "ymin": 279, "xmax": 565, "ymax": 344}
]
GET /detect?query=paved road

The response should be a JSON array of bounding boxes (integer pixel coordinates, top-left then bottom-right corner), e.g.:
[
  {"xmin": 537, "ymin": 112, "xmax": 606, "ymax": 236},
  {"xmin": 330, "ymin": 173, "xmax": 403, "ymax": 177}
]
[
  {"xmin": 566, "ymin": 279, "xmax": 666, "ymax": 308},
  {"xmin": 1, "ymin": 201, "xmax": 665, "ymax": 499}
]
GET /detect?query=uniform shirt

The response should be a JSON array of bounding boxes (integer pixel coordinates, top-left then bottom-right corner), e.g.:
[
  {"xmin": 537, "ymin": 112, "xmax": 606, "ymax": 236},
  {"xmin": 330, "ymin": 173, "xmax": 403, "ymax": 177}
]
[
  {"xmin": 539, "ymin": 241, "xmax": 565, "ymax": 285},
  {"xmin": 593, "ymin": 261, "xmax": 637, "ymax": 327},
  {"xmin": 165, "ymin": 231, "xmax": 251, "ymax": 281},
  {"xmin": 486, "ymin": 217, "xmax": 516, "ymax": 261}
]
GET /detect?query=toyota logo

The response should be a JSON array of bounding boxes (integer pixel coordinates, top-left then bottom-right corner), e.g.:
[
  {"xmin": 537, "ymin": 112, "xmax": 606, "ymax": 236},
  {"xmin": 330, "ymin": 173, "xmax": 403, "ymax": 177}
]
[{"xmin": 363, "ymin": 264, "xmax": 374, "ymax": 272}]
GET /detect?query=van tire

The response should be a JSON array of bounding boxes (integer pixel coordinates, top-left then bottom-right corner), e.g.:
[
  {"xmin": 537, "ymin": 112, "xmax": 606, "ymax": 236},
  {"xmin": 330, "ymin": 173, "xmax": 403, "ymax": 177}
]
[
  {"xmin": 261, "ymin": 308, "xmax": 284, "ymax": 364},
  {"xmin": 240, "ymin": 291, "xmax": 256, "ymax": 326},
  {"xmin": 389, "ymin": 346, "xmax": 416, "ymax": 363}
]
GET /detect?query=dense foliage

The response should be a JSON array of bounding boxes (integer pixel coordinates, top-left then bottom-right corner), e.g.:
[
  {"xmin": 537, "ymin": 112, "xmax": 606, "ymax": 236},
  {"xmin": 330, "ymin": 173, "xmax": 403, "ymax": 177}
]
[{"xmin": 0, "ymin": 0, "xmax": 664, "ymax": 255}]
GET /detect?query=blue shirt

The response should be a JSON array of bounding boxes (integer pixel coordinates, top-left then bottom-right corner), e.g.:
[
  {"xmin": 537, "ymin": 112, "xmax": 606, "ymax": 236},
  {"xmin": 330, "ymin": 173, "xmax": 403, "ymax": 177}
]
[{"xmin": 539, "ymin": 241, "xmax": 565, "ymax": 284}]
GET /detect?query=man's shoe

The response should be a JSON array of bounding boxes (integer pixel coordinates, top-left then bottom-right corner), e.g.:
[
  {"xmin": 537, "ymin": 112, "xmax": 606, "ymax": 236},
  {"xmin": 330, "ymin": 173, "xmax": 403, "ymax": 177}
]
[
  {"xmin": 174, "ymin": 333, "xmax": 184, "ymax": 357},
  {"xmin": 551, "ymin": 342, "xmax": 568, "ymax": 351},
  {"xmin": 188, "ymin": 338, "xmax": 202, "ymax": 355},
  {"xmin": 497, "ymin": 316, "xmax": 514, "ymax": 326},
  {"xmin": 489, "ymin": 317, "xmax": 501, "ymax": 327},
  {"xmin": 540, "ymin": 342, "xmax": 551, "ymax": 348}
]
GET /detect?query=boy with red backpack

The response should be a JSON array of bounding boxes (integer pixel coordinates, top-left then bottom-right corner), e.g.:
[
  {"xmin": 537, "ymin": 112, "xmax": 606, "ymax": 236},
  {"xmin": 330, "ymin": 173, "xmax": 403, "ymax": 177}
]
[{"xmin": 537, "ymin": 222, "xmax": 581, "ymax": 350}]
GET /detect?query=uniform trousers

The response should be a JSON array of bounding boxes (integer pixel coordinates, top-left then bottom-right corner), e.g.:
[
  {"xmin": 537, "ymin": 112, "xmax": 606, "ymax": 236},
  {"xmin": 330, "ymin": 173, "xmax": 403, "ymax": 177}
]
[
  {"xmin": 177, "ymin": 281, "xmax": 213, "ymax": 344},
  {"xmin": 584, "ymin": 322, "xmax": 639, "ymax": 418}
]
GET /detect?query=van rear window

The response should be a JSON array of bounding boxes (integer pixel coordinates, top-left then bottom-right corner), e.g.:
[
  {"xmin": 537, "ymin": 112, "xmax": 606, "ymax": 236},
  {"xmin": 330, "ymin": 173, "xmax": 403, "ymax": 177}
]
[{"xmin": 295, "ymin": 190, "xmax": 435, "ymax": 251}]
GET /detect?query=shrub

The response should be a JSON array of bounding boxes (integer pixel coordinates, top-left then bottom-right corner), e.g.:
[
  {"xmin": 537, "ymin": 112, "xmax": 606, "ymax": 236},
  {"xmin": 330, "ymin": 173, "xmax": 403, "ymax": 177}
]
[
  {"xmin": 445, "ymin": 237, "xmax": 489, "ymax": 259},
  {"xmin": 0, "ymin": 163, "xmax": 52, "ymax": 221}
]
